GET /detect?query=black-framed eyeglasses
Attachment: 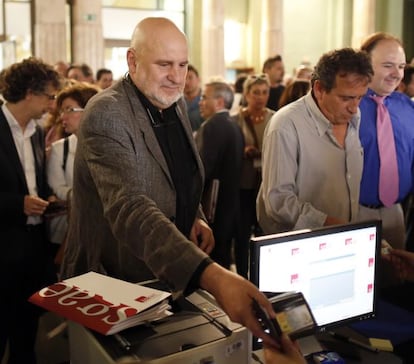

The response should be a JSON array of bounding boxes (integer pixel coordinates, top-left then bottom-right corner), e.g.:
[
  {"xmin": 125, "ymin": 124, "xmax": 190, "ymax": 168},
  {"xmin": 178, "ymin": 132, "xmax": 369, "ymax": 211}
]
[
  {"xmin": 60, "ymin": 107, "xmax": 84, "ymax": 116},
  {"xmin": 39, "ymin": 92, "xmax": 57, "ymax": 100}
]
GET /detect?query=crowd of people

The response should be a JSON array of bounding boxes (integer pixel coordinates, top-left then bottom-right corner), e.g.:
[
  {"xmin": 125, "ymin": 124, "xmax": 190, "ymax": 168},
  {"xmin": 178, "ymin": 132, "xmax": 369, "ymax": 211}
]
[
  {"xmin": 0, "ymin": 55, "xmax": 115, "ymax": 363},
  {"xmin": 1, "ymin": 15, "xmax": 414, "ymax": 364}
]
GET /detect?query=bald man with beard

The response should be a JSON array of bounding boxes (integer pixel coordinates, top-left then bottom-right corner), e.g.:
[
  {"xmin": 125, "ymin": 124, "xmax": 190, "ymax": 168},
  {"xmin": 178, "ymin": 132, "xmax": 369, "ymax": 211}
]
[{"xmin": 60, "ymin": 17, "xmax": 277, "ymax": 346}]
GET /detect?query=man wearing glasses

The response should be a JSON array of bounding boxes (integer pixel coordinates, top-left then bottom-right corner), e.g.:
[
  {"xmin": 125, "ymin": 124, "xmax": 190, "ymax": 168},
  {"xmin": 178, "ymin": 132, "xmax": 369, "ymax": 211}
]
[{"xmin": 0, "ymin": 57, "xmax": 61, "ymax": 363}]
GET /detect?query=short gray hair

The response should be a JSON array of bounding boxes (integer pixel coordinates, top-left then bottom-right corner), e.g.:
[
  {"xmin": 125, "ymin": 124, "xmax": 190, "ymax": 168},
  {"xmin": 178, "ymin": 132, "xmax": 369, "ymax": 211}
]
[{"xmin": 205, "ymin": 81, "xmax": 234, "ymax": 110}]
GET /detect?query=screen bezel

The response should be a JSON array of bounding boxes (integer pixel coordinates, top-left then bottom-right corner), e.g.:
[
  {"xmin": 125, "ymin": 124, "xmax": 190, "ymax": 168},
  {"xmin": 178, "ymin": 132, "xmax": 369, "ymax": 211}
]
[{"xmin": 249, "ymin": 220, "xmax": 382, "ymax": 335}]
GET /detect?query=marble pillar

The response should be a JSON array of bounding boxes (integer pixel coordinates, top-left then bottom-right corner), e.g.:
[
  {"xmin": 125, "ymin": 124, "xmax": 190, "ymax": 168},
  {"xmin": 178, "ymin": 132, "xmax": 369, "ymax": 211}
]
[{"xmin": 201, "ymin": 0, "xmax": 226, "ymax": 82}]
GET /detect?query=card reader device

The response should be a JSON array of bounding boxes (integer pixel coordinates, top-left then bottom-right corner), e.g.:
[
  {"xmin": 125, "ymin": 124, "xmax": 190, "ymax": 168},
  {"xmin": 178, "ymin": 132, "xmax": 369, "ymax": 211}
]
[{"xmin": 253, "ymin": 291, "xmax": 316, "ymax": 341}]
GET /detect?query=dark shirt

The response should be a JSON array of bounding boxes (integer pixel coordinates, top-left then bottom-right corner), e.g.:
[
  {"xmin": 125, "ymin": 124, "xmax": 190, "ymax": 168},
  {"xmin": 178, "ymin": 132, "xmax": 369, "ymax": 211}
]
[
  {"xmin": 133, "ymin": 84, "xmax": 199, "ymax": 237},
  {"xmin": 132, "ymin": 83, "xmax": 213, "ymax": 293},
  {"xmin": 266, "ymin": 85, "xmax": 285, "ymax": 111}
]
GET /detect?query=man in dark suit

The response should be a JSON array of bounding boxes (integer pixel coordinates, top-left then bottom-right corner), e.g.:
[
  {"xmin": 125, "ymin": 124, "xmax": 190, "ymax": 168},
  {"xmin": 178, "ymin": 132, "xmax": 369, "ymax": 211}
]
[
  {"xmin": 196, "ymin": 81, "xmax": 244, "ymax": 269},
  {"xmin": 0, "ymin": 57, "xmax": 61, "ymax": 363},
  {"xmin": 60, "ymin": 17, "xmax": 277, "ymax": 347}
]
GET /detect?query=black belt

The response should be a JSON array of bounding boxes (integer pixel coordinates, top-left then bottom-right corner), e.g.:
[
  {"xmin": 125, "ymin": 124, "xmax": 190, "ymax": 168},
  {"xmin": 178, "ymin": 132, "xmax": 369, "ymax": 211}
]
[
  {"xmin": 361, "ymin": 203, "xmax": 384, "ymax": 209},
  {"xmin": 25, "ymin": 224, "xmax": 43, "ymax": 232}
]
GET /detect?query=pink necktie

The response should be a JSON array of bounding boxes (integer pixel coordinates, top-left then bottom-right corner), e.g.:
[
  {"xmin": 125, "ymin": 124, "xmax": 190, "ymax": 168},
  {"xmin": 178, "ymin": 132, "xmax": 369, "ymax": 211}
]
[{"xmin": 371, "ymin": 95, "xmax": 399, "ymax": 207}]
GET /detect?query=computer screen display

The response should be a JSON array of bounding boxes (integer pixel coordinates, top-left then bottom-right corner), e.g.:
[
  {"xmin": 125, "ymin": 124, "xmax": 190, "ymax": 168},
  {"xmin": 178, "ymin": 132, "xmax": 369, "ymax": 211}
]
[{"xmin": 249, "ymin": 221, "xmax": 381, "ymax": 332}]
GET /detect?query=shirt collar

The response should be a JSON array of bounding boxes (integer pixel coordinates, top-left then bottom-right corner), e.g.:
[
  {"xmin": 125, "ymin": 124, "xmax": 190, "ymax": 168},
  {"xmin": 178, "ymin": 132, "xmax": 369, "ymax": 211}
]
[
  {"xmin": 366, "ymin": 88, "xmax": 396, "ymax": 101},
  {"xmin": 366, "ymin": 89, "xmax": 397, "ymax": 110},
  {"xmin": 305, "ymin": 92, "xmax": 359, "ymax": 135},
  {"xmin": 127, "ymin": 74, "xmax": 177, "ymax": 117},
  {"xmin": 1, "ymin": 103, "xmax": 37, "ymax": 137},
  {"xmin": 305, "ymin": 92, "xmax": 331, "ymax": 135}
]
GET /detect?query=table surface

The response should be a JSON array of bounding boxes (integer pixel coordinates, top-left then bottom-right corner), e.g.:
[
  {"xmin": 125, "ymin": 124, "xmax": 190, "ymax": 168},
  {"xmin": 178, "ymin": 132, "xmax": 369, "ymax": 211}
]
[
  {"xmin": 252, "ymin": 328, "xmax": 404, "ymax": 364},
  {"xmin": 316, "ymin": 328, "xmax": 403, "ymax": 364}
]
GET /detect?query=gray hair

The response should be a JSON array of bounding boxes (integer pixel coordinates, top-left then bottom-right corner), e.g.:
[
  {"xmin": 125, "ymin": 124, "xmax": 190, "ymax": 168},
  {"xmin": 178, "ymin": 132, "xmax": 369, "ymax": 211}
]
[{"xmin": 205, "ymin": 81, "xmax": 234, "ymax": 110}]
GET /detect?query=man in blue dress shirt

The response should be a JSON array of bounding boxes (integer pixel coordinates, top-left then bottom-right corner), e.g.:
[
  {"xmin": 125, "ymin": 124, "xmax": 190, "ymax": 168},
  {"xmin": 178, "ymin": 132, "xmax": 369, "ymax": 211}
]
[{"xmin": 359, "ymin": 32, "xmax": 414, "ymax": 252}]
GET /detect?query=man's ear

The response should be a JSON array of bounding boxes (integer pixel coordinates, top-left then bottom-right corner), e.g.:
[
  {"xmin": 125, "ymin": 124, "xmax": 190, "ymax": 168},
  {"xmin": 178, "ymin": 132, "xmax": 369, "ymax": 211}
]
[
  {"xmin": 26, "ymin": 89, "xmax": 35, "ymax": 101},
  {"xmin": 126, "ymin": 48, "xmax": 137, "ymax": 73},
  {"xmin": 213, "ymin": 98, "xmax": 221, "ymax": 111},
  {"xmin": 313, "ymin": 80, "xmax": 323, "ymax": 100}
]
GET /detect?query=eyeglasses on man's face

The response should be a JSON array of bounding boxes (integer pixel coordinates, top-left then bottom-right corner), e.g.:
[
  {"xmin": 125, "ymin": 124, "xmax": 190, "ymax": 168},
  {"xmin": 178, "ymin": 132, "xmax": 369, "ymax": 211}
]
[
  {"xmin": 37, "ymin": 91, "xmax": 57, "ymax": 100},
  {"xmin": 59, "ymin": 107, "xmax": 84, "ymax": 116}
]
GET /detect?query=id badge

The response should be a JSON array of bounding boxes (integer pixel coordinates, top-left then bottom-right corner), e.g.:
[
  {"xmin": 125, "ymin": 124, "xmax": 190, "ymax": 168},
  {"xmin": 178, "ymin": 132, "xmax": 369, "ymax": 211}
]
[{"xmin": 253, "ymin": 158, "xmax": 262, "ymax": 169}]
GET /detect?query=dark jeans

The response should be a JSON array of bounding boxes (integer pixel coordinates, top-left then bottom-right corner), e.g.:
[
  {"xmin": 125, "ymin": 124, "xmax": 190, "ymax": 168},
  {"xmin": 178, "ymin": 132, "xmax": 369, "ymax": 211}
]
[{"xmin": 0, "ymin": 225, "xmax": 56, "ymax": 364}]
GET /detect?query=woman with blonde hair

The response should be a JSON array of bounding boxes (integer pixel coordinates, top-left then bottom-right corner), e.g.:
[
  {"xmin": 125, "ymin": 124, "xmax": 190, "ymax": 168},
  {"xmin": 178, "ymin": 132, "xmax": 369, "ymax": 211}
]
[{"xmin": 232, "ymin": 74, "xmax": 275, "ymax": 278}]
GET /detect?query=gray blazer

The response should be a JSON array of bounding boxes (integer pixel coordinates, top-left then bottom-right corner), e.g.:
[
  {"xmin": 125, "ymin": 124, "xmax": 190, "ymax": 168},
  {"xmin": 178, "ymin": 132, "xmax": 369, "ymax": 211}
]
[{"xmin": 61, "ymin": 77, "xmax": 208, "ymax": 296}]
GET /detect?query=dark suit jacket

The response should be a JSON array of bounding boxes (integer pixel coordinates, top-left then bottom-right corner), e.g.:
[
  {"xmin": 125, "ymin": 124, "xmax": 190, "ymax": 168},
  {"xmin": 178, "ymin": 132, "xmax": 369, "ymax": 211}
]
[
  {"xmin": 196, "ymin": 111, "xmax": 244, "ymax": 242},
  {"xmin": 0, "ymin": 110, "xmax": 52, "ymax": 298},
  {"xmin": 61, "ymin": 78, "xmax": 209, "ymax": 296}
]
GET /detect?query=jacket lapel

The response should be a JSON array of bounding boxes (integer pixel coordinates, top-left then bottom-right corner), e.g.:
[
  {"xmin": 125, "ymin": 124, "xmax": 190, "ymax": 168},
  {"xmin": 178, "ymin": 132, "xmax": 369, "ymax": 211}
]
[
  {"xmin": 31, "ymin": 125, "xmax": 46, "ymax": 197},
  {"xmin": 0, "ymin": 110, "xmax": 28, "ymax": 190},
  {"xmin": 122, "ymin": 80, "xmax": 174, "ymax": 186},
  {"xmin": 121, "ymin": 79, "xmax": 205, "ymax": 191}
]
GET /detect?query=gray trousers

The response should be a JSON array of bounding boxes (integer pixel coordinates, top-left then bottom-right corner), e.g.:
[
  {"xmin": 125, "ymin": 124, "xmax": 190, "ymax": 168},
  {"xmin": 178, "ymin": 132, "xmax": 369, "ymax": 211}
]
[
  {"xmin": 358, "ymin": 203, "xmax": 406, "ymax": 250},
  {"xmin": 359, "ymin": 203, "xmax": 406, "ymax": 287}
]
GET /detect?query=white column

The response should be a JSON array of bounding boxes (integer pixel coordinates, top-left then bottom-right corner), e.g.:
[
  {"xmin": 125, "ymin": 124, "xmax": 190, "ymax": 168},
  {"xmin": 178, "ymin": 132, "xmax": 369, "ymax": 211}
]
[
  {"xmin": 261, "ymin": 0, "xmax": 283, "ymax": 60},
  {"xmin": 33, "ymin": 0, "xmax": 66, "ymax": 64},
  {"xmin": 71, "ymin": 0, "xmax": 104, "ymax": 76},
  {"xmin": 201, "ymin": 0, "xmax": 225, "ymax": 83},
  {"xmin": 351, "ymin": 0, "xmax": 376, "ymax": 47}
]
